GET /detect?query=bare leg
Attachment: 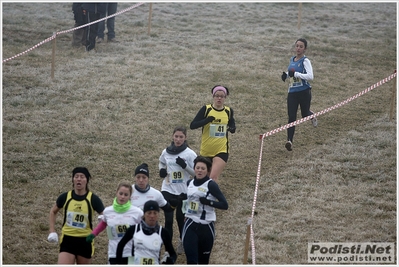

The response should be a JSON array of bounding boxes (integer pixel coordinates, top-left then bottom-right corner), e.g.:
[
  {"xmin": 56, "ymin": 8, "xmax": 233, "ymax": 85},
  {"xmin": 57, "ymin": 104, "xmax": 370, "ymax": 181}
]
[
  {"xmin": 58, "ymin": 252, "xmax": 76, "ymax": 264},
  {"xmin": 209, "ymin": 156, "xmax": 226, "ymax": 183},
  {"xmin": 76, "ymin": 255, "xmax": 92, "ymax": 264}
]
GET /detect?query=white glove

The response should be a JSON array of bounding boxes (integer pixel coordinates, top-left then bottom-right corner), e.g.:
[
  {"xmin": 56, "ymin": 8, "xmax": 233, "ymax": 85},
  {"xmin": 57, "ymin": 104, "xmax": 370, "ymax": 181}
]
[
  {"xmin": 47, "ymin": 232, "xmax": 58, "ymax": 243},
  {"xmin": 98, "ymin": 215, "xmax": 104, "ymax": 222},
  {"xmin": 160, "ymin": 251, "xmax": 170, "ymax": 264}
]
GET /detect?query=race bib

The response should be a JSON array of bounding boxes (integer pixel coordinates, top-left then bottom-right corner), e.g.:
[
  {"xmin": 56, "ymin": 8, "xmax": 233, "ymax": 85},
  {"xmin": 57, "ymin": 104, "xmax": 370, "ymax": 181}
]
[
  {"xmin": 107, "ymin": 224, "xmax": 129, "ymax": 239},
  {"xmin": 290, "ymin": 76, "xmax": 303, "ymax": 88},
  {"xmin": 209, "ymin": 124, "xmax": 227, "ymax": 138},
  {"xmin": 66, "ymin": 211, "xmax": 88, "ymax": 229},
  {"xmin": 187, "ymin": 200, "xmax": 200, "ymax": 214},
  {"xmin": 170, "ymin": 171, "xmax": 183, "ymax": 183},
  {"xmin": 129, "ymin": 256, "xmax": 155, "ymax": 265}
]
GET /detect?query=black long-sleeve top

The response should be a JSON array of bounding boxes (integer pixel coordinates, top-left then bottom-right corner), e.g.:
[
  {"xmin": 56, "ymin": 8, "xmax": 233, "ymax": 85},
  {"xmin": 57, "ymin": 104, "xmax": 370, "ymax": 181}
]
[
  {"xmin": 190, "ymin": 105, "xmax": 236, "ymax": 132},
  {"xmin": 116, "ymin": 221, "xmax": 177, "ymax": 264},
  {"xmin": 187, "ymin": 176, "xmax": 229, "ymax": 210}
]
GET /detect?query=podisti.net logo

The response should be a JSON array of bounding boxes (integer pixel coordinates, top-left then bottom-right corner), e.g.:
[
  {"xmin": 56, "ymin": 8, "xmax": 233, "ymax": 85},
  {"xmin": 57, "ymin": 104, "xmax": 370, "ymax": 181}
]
[{"xmin": 308, "ymin": 242, "xmax": 395, "ymax": 263}]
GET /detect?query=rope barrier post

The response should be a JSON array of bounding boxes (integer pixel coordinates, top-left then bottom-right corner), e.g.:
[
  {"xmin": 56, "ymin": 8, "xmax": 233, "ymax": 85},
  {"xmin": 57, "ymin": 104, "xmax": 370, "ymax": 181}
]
[
  {"xmin": 51, "ymin": 32, "xmax": 56, "ymax": 79},
  {"xmin": 243, "ymin": 218, "xmax": 252, "ymax": 264},
  {"xmin": 297, "ymin": 3, "xmax": 302, "ymax": 29},
  {"xmin": 148, "ymin": 3, "xmax": 153, "ymax": 35},
  {"xmin": 389, "ymin": 69, "xmax": 396, "ymax": 121}
]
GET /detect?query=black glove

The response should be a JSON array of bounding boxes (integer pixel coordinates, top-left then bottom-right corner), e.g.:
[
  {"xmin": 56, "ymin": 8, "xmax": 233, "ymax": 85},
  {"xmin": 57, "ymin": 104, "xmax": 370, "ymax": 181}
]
[
  {"xmin": 228, "ymin": 127, "xmax": 236, "ymax": 133},
  {"xmin": 159, "ymin": 168, "xmax": 167, "ymax": 178},
  {"xmin": 281, "ymin": 71, "xmax": 287, "ymax": 82},
  {"xmin": 178, "ymin": 193, "xmax": 188, "ymax": 201},
  {"xmin": 169, "ymin": 198, "xmax": 179, "ymax": 208},
  {"xmin": 288, "ymin": 69, "xmax": 295, "ymax": 78},
  {"xmin": 199, "ymin": 197, "xmax": 211, "ymax": 205},
  {"xmin": 206, "ymin": 116, "xmax": 215, "ymax": 123},
  {"xmin": 162, "ymin": 257, "xmax": 174, "ymax": 264},
  {"xmin": 175, "ymin": 156, "xmax": 186, "ymax": 169}
]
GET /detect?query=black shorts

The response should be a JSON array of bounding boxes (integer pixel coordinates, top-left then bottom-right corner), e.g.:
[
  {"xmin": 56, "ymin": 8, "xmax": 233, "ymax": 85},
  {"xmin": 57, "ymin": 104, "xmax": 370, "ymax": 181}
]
[
  {"xmin": 206, "ymin": 153, "xmax": 229, "ymax": 163},
  {"xmin": 109, "ymin": 257, "xmax": 128, "ymax": 265},
  {"xmin": 59, "ymin": 235, "xmax": 93, "ymax": 259}
]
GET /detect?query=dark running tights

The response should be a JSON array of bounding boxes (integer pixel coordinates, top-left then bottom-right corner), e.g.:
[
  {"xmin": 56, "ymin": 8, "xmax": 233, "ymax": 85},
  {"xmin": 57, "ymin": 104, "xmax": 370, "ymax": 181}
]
[
  {"xmin": 287, "ymin": 88, "xmax": 312, "ymax": 142},
  {"xmin": 182, "ymin": 218, "xmax": 215, "ymax": 264},
  {"xmin": 162, "ymin": 191, "xmax": 185, "ymax": 239}
]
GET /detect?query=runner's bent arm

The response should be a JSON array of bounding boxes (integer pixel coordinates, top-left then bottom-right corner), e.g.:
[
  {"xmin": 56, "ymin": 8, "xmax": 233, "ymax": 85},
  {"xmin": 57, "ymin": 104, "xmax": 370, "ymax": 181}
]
[
  {"xmin": 228, "ymin": 108, "xmax": 236, "ymax": 133},
  {"xmin": 190, "ymin": 106, "xmax": 210, "ymax": 129},
  {"xmin": 49, "ymin": 204, "xmax": 61, "ymax": 233},
  {"xmin": 116, "ymin": 224, "xmax": 136, "ymax": 261},
  {"xmin": 207, "ymin": 181, "xmax": 228, "ymax": 210},
  {"xmin": 295, "ymin": 58, "xmax": 313, "ymax": 81}
]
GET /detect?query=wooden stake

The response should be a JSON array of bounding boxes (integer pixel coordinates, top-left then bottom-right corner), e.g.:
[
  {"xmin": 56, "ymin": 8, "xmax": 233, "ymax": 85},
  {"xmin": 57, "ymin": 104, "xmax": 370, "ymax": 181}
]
[
  {"xmin": 389, "ymin": 70, "xmax": 396, "ymax": 121},
  {"xmin": 51, "ymin": 33, "xmax": 56, "ymax": 79},
  {"xmin": 298, "ymin": 3, "xmax": 302, "ymax": 29},
  {"xmin": 242, "ymin": 219, "xmax": 252, "ymax": 264},
  {"xmin": 148, "ymin": 3, "xmax": 153, "ymax": 35}
]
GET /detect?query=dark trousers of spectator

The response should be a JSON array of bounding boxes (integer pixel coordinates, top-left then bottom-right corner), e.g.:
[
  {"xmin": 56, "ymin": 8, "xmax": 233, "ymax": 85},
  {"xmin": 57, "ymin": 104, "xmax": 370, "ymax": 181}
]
[
  {"xmin": 98, "ymin": 3, "xmax": 118, "ymax": 40},
  {"xmin": 72, "ymin": 3, "xmax": 85, "ymax": 47},
  {"xmin": 72, "ymin": 24, "xmax": 86, "ymax": 47},
  {"xmin": 84, "ymin": 11, "xmax": 100, "ymax": 51}
]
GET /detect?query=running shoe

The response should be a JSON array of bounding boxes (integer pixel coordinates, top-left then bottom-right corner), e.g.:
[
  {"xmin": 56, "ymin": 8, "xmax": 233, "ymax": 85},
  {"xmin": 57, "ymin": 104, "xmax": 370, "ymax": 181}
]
[
  {"xmin": 285, "ymin": 141, "xmax": 293, "ymax": 151},
  {"xmin": 310, "ymin": 111, "xmax": 318, "ymax": 127}
]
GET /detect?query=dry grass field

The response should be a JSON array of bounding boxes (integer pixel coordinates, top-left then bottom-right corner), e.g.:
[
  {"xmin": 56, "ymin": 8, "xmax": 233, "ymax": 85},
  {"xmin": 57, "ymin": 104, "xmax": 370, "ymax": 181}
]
[{"xmin": 2, "ymin": 2, "xmax": 397, "ymax": 265}]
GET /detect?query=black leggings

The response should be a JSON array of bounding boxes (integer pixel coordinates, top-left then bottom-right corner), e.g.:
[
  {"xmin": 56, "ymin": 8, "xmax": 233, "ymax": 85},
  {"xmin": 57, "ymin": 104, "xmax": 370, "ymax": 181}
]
[
  {"xmin": 182, "ymin": 218, "xmax": 215, "ymax": 264},
  {"xmin": 287, "ymin": 88, "xmax": 313, "ymax": 142},
  {"xmin": 162, "ymin": 191, "xmax": 185, "ymax": 240}
]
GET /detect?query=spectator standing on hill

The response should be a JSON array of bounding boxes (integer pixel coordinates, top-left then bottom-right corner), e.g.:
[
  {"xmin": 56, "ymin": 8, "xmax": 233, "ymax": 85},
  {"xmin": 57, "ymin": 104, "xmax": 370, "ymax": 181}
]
[
  {"xmin": 82, "ymin": 3, "xmax": 105, "ymax": 51},
  {"xmin": 181, "ymin": 156, "xmax": 228, "ymax": 264},
  {"xmin": 72, "ymin": 3, "xmax": 86, "ymax": 48},
  {"xmin": 85, "ymin": 181, "xmax": 143, "ymax": 264},
  {"xmin": 72, "ymin": 3, "xmax": 105, "ymax": 51},
  {"xmin": 116, "ymin": 200, "xmax": 177, "ymax": 264},
  {"xmin": 97, "ymin": 3, "xmax": 118, "ymax": 43},
  {"xmin": 281, "ymin": 38, "xmax": 317, "ymax": 151},
  {"xmin": 158, "ymin": 126, "xmax": 197, "ymax": 255},
  {"xmin": 190, "ymin": 85, "xmax": 236, "ymax": 183},
  {"xmin": 48, "ymin": 167, "xmax": 105, "ymax": 264}
]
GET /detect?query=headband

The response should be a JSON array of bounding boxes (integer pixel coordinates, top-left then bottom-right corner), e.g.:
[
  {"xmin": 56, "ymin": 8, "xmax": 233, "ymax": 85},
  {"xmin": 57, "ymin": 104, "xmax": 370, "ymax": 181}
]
[{"xmin": 212, "ymin": 86, "xmax": 227, "ymax": 96}]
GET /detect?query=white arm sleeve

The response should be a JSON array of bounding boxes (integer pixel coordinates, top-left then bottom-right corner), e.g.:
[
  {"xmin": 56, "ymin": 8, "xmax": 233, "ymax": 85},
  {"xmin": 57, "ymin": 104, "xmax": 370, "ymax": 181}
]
[
  {"xmin": 159, "ymin": 150, "xmax": 167, "ymax": 169},
  {"xmin": 295, "ymin": 58, "xmax": 313, "ymax": 81},
  {"xmin": 184, "ymin": 165, "xmax": 195, "ymax": 177}
]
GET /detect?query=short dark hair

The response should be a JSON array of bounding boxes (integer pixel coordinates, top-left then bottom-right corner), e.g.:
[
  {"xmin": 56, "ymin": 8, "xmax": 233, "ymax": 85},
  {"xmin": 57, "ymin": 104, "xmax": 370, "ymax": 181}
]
[
  {"xmin": 296, "ymin": 38, "xmax": 308, "ymax": 49},
  {"xmin": 194, "ymin": 156, "xmax": 212, "ymax": 171}
]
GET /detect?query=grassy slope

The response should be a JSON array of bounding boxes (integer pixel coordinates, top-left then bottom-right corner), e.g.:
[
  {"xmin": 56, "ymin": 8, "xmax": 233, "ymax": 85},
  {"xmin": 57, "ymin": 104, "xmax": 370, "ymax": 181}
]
[{"xmin": 2, "ymin": 2, "xmax": 396, "ymax": 264}]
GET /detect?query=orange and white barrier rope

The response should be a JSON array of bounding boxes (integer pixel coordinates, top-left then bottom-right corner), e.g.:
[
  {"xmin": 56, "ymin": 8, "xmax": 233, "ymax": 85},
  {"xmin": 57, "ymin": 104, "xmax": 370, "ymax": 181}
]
[
  {"xmin": 2, "ymin": 2, "xmax": 145, "ymax": 63},
  {"xmin": 260, "ymin": 71, "xmax": 397, "ymax": 140},
  {"xmin": 248, "ymin": 71, "xmax": 396, "ymax": 264}
]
